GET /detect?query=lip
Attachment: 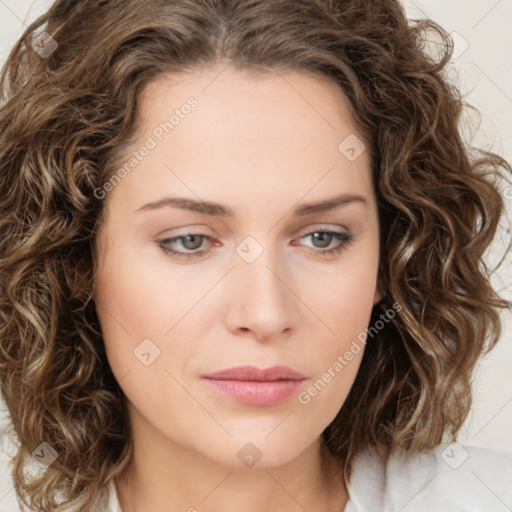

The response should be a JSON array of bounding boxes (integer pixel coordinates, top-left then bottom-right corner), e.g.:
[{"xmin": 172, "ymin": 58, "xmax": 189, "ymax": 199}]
[
  {"xmin": 202, "ymin": 365, "xmax": 306, "ymax": 406},
  {"xmin": 202, "ymin": 365, "xmax": 306, "ymax": 381}
]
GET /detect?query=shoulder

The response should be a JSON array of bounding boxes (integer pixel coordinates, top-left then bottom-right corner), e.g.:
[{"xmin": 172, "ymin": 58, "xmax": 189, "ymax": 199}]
[
  {"xmin": 0, "ymin": 406, "xmax": 115, "ymax": 512},
  {"xmin": 0, "ymin": 407, "xmax": 20, "ymax": 511},
  {"xmin": 346, "ymin": 442, "xmax": 512, "ymax": 512}
]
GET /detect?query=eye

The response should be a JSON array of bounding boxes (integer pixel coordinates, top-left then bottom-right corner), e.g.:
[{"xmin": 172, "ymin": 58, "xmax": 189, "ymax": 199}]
[
  {"xmin": 158, "ymin": 233, "xmax": 213, "ymax": 260},
  {"xmin": 296, "ymin": 229, "xmax": 354, "ymax": 257},
  {"xmin": 157, "ymin": 228, "xmax": 354, "ymax": 261}
]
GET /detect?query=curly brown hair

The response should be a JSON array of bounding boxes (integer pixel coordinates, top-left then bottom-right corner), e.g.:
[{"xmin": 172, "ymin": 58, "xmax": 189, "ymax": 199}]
[{"xmin": 1, "ymin": 0, "xmax": 511, "ymax": 510}]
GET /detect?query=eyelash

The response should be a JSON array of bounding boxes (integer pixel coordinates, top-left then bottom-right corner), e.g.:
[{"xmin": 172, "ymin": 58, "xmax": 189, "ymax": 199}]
[{"xmin": 157, "ymin": 228, "xmax": 354, "ymax": 260}]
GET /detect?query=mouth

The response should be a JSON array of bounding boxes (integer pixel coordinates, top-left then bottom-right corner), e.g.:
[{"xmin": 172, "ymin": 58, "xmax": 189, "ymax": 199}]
[
  {"xmin": 202, "ymin": 364, "xmax": 306, "ymax": 381},
  {"xmin": 201, "ymin": 365, "xmax": 306, "ymax": 406},
  {"xmin": 202, "ymin": 378, "xmax": 305, "ymax": 406}
]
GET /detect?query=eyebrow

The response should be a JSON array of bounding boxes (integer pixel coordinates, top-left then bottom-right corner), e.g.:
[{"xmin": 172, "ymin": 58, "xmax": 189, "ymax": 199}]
[{"xmin": 135, "ymin": 192, "xmax": 367, "ymax": 217}]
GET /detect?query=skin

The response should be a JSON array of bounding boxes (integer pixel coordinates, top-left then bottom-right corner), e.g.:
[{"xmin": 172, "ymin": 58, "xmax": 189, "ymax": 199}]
[{"xmin": 93, "ymin": 63, "xmax": 382, "ymax": 512}]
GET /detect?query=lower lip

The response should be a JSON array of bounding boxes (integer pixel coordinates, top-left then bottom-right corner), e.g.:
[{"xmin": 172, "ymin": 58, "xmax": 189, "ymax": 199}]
[{"xmin": 202, "ymin": 378, "xmax": 304, "ymax": 405}]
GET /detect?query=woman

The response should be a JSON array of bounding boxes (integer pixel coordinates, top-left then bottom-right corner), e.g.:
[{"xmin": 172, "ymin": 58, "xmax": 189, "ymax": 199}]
[{"xmin": 0, "ymin": 0, "xmax": 511, "ymax": 511}]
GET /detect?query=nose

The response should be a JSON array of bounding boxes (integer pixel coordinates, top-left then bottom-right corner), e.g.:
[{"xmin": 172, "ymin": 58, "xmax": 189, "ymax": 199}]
[{"xmin": 224, "ymin": 247, "xmax": 297, "ymax": 342}]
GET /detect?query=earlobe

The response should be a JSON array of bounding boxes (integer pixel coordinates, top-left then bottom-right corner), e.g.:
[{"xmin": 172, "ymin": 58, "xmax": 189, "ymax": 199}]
[
  {"xmin": 373, "ymin": 284, "xmax": 384, "ymax": 305},
  {"xmin": 373, "ymin": 267, "xmax": 385, "ymax": 306}
]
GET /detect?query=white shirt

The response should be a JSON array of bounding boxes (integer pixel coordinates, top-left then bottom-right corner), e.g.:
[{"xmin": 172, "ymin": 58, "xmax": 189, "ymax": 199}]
[
  {"xmin": 344, "ymin": 442, "xmax": 512, "ymax": 511},
  {"xmin": 1, "ymin": 432, "xmax": 512, "ymax": 511}
]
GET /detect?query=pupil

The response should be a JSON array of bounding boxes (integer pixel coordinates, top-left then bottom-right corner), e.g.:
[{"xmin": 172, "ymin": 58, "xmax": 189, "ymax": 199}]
[
  {"xmin": 313, "ymin": 232, "xmax": 331, "ymax": 248},
  {"xmin": 183, "ymin": 235, "xmax": 202, "ymax": 250}
]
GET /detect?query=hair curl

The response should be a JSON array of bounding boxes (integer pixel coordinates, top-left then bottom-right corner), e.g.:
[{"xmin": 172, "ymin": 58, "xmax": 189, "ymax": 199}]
[{"xmin": 1, "ymin": 0, "xmax": 511, "ymax": 510}]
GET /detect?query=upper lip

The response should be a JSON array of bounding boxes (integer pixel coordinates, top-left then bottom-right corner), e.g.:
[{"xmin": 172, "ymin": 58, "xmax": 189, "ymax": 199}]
[{"xmin": 202, "ymin": 365, "xmax": 306, "ymax": 381}]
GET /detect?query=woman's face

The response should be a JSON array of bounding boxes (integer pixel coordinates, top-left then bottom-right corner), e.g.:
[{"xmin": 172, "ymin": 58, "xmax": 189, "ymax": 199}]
[{"xmin": 93, "ymin": 65, "xmax": 381, "ymax": 469}]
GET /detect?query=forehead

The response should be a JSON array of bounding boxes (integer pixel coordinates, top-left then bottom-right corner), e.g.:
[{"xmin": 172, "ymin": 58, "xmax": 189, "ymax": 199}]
[
  {"xmin": 138, "ymin": 65, "xmax": 359, "ymax": 121},
  {"xmin": 135, "ymin": 65, "xmax": 364, "ymax": 145},
  {"xmin": 105, "ymin": 65, "xmax": 374, "ymax": 216}
]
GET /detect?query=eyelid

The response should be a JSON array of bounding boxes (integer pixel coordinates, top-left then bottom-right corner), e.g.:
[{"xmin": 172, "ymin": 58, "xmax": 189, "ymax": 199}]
[
  {"xmin": 155, "ymin": 224, "xmax": 215, "ymax": 237},
  {"xmin": 295, "ymin": 224, "xmax": 349, "ymax": 237},
  {"xmin": 157, "ymin": 222, "xmax": 348, "ymax": 239}
]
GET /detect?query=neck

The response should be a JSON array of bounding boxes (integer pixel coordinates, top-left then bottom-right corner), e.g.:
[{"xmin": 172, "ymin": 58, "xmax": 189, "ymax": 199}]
[{"xmin": 115, "ymin": 423, "xmax": 348, "ymax": 512}]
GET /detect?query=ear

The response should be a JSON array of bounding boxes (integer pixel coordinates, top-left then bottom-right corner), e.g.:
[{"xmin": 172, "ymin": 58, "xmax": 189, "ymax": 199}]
[{"xmin": 372, "ymin": 279, "xmax": 385, "ymax": 305}]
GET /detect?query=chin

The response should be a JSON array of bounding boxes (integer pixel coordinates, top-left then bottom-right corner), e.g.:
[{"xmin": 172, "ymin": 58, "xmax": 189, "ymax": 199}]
[{"xmin": 193, "ymin": 430, "xmax": 319, "ymax": 471}]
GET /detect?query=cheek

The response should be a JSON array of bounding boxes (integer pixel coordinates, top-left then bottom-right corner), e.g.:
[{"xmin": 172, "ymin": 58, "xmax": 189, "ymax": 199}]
[
  {"xmin": 294, "ymin": 240, "xmax": 378, "ymax": 408},
  {"xmin": 93, "ymin": 241, "xmax": 224, "ymax": 406},
  {"xmin": 93, "ymin": 245, "xmax": 188, "ymax": 375},
  {"xmin": 94, "ymin": 243, "xmax": 209, "ymax": 336},
  {"xmin": 295, "ymin": 266, "xmax": 375, "ymax": 423},
  {"xmin": 302, "ymin": 245, "xmax": 379, "ymax": 347},
  {"xmin": 93, "ymin": 246, "xmax": 199, "ymax": 423}
]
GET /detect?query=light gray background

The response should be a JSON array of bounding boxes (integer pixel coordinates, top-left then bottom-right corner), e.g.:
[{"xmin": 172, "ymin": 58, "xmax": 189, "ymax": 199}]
[{"xmin": 0, "ymin": 0, "xmax": 511, "ymax": 463}]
